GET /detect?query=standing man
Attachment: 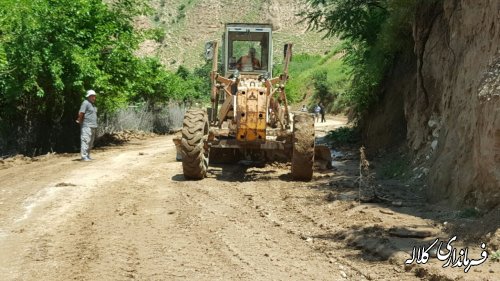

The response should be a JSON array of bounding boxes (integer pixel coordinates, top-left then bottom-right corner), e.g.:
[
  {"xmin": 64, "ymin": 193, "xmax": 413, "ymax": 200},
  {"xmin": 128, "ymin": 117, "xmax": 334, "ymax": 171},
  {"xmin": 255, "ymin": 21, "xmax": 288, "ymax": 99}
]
[
  {"xmin": 76, "ymin": 90, "xmax": 98, "ymax": 161},
  {"xmin": 314, "ymin": 103, "xmax": 321, "ymax": 123},
  {"xmin": 320, "ymin": 102, "xmax": 326, "ymax": 123}
]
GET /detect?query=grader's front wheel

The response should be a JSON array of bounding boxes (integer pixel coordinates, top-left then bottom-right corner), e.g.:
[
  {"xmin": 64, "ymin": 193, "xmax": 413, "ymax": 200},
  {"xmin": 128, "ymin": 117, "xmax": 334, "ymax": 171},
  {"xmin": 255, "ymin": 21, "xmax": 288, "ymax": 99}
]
[
  {"xmin": 181, "ymin": 110, "xmax": 209, "ymax": 180},
  {"xmin": 291, "ymin": 113, "xmax": 315, "ymax": 181}
]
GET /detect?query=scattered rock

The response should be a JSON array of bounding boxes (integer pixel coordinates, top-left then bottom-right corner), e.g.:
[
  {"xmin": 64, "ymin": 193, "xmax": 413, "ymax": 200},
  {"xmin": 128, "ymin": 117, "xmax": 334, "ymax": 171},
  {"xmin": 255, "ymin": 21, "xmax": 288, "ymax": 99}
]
[
  {"xmin": 55, "ymin": 182, "xmax": 76, "ymax": 187},
  {"xmin": 404, "ymin": 263, "xmax": 414, "ymax": 272},
  {"xmin": 432, "ymin": 128, "xmax": 440, "ymax": 138},
  {"xmin": 392, "ymin": 201, "xmax": 403, "ymax": 207},
  {"xmin": 325, "ymin": 192, "xmax": 337, "ymax": 202},
  {"xmin": 379, "ymin": 209, "xmax": 394, "ymax": 215},
  {"xmin": 431, "ymin": 140, "xmax": 438, "ymax": 150},
  {"xmin": 414, "ymin": 267, "xmax": 427, "ymax": 278},
  {"xmin": 428, "ymin": 119, "xmax": 438, "ymax": 128},
  {"xmin": 340, "ymin": 271, "xmax": 347, "ymax": 278}
]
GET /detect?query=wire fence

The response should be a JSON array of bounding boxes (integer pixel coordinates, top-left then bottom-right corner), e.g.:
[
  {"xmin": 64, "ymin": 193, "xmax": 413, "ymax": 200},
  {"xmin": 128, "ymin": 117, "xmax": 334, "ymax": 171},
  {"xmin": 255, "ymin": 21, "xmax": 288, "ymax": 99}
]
[
  {"xmin": 98, "ymin": 102, "xmax": 186, "ymax": 137},
  {"xmin": 0, "ymin": 102, "xmax": 188, "ymax": 158}
]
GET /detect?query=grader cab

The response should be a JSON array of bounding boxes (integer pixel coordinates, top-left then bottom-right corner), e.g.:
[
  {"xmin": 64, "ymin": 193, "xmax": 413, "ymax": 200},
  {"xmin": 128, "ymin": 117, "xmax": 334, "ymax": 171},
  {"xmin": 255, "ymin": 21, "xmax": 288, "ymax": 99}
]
[{"xmin": 180, "ymin": 23, "xmax": 327, "ymax": 181}]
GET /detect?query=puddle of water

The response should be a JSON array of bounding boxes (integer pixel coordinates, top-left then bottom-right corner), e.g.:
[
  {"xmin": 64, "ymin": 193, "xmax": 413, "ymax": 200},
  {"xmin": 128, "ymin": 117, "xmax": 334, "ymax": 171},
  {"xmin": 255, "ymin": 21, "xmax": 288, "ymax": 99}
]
[{"xmin": 331, "ymin": 150, "xmax": 345, "ymax": 158}]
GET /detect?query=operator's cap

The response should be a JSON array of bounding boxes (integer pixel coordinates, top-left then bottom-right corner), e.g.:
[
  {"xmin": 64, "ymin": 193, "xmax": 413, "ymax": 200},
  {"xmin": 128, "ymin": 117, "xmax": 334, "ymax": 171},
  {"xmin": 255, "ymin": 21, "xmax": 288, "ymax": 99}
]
[{"xmin": 86, "ymin": 89, "xmax": 96, "ymax": 98}]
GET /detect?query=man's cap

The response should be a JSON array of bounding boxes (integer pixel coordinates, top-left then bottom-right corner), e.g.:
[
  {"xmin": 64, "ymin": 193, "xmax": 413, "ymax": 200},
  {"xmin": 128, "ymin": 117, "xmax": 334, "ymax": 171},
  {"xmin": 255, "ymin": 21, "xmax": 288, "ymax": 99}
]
[
  {"xmin": 86, "ymin": 90, "xmax": 96, "ymax": 98},
  {"xmin": 249, "ymin": 47, "xmax": 256, "ymax": 54}
]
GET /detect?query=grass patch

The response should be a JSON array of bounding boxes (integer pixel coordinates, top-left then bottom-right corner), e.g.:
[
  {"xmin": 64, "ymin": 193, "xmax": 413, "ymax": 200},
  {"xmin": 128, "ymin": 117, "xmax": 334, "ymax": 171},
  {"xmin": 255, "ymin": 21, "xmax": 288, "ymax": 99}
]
[
  {"xmin": 378, "ymin": 155, "xmax": 410, "ymax": 179},
  {"xmin": 491, "ymin": 251, "xmax": 500, "ymax": 262},
  {"xmin": 457, "ymin": 208, "xmax": 482, "ymax": 219},
  {"xmin": 325, "ymin": 127, "xmax": 359, "ymax": 145},
  {"xmin": 274, "ymin": 46, "xmax": 351, "ymax": 110}
]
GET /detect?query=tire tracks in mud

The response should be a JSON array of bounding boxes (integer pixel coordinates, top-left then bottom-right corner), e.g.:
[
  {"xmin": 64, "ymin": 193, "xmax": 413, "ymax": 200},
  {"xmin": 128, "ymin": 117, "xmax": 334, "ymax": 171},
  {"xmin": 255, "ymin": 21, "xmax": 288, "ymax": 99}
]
[
  {"xmin": 192, "ymin": 168, "xmax": 416, "ymax": 280},
  {"xmin": 1, "ymin": 133, "xmax": 429, "ymax": 280},
  {"xmin": 0, "ymin": 138, "xmax": 170, "ymax": 280},
  {"xmin": 174, "ymin": 176, "xmax": 356, "ymax": 280}
]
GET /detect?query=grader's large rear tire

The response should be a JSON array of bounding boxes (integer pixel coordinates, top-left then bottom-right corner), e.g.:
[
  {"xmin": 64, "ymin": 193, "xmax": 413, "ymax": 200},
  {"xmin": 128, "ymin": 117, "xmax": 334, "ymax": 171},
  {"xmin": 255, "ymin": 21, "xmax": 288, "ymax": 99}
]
[
  {"xmin": 291, "ymin": 113, "xmax": 315, "ymax": 181},
  {"xmin": 181, "ymin": 110, "xmax": 209, "ymax": 180}
]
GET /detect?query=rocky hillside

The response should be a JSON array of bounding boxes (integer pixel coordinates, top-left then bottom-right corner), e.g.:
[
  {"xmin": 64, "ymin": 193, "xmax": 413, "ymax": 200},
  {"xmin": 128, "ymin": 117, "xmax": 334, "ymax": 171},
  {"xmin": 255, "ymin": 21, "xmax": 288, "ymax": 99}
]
[
  {"xmin": 411, "ymin": 0, "xmax": 499, "ymax": 209},
  {"xmin": 137, "ymin": 0, "xmax": 337, "ymax": 69},
  {"xmin": 363, "ymin": 0, "xmax": 499, "ymax": 210}
]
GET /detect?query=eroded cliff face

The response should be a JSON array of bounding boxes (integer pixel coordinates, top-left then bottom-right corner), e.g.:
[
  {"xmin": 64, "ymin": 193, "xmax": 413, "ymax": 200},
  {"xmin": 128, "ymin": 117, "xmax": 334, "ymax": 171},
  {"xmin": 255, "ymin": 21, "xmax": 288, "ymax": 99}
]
[{"xmin": 408, "ymin": 0, "xmax": 499, "ymax": 208}]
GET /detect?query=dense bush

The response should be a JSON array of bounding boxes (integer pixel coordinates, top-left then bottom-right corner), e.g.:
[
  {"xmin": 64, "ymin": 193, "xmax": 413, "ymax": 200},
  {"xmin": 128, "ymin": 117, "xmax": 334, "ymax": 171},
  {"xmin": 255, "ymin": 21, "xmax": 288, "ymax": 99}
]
[
  {"xmin": 326, "ymin": 126, "xmax": 360, "ymax": 145},
  {"xmin": 302, "ymin": 0, "xmax": 416, "ymax": 115},
  {"xmin": 0, "ymin": 0, "xmax": 207, "ymax": 155},
  {"xmin": 98, "ymin": 102, "xmax": 186, "ymax": 136}
]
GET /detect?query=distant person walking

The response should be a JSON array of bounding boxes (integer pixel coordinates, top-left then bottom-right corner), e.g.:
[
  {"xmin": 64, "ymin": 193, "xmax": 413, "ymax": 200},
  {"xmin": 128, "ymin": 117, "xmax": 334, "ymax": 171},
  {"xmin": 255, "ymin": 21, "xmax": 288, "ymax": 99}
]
[
  {"xmin": 320, "ymin": 103, "xmax": 326, "ymax": 123},
  {"xmin": 76, "ymin": 90, "xmax": 98, "ymax": 161},
  {"xmin": 314, "ymin": 103, "xmax": 321, "ymax": 123}
]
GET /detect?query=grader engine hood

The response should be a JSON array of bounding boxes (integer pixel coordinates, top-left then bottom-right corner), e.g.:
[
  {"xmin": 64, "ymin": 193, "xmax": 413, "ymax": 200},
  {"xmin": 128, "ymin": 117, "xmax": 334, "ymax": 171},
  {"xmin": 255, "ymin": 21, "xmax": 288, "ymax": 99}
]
[{"xmin": 235, "ymin": 78, "xmax": 267, "ymax": 142}]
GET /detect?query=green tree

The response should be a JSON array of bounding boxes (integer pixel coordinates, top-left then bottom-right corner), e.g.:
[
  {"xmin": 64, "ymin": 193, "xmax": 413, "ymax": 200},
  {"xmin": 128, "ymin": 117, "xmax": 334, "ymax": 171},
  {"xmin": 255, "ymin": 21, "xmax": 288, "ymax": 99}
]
[
  {"xmin": 312, "ymin": 70, "xmax": 330, "ymax": 102},
  {"xmin": 0, "ymin": 0, "xmax": 149, "ymax": 153},
  {"xmin": 303, "ymin": 0, "xmax": 389, "ymax": 45},
  {"xmin": 302, "ymin": 0, "xmax": 416, "ymax": 115},
  {"xmin": 0, "ymin": 0, "xmax": 215, "ymax": 155}
]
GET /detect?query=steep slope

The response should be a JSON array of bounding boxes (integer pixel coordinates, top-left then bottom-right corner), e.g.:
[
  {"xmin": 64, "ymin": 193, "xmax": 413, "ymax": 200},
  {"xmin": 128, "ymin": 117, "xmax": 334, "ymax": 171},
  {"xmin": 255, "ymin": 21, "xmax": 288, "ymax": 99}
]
[
  {"xmin": 140, "ymin": 0, "xmax": 337, "ymax": 69},
  {"xmin": 410, "ymin": 0, "xmax": 499, "ymax": 209},
  {"xmin": 363, "ymin": 0, "xmax": 499, "ymax": 209}
]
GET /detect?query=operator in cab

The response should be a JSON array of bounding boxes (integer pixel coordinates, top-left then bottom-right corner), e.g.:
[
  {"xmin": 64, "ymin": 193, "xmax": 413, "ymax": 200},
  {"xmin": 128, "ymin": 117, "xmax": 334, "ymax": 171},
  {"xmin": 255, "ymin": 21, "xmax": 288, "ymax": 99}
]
[{"xmin": 236, "ymin": 47, "xmax": 261, "ymax": 71}]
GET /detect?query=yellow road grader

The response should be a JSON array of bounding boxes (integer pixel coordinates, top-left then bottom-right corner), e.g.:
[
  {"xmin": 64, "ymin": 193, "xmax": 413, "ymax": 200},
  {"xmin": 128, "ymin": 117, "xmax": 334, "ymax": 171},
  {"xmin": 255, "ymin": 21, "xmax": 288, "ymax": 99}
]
[{"xmin": 180, "ymin": 23, "xmax": 329, "ymax": 181}]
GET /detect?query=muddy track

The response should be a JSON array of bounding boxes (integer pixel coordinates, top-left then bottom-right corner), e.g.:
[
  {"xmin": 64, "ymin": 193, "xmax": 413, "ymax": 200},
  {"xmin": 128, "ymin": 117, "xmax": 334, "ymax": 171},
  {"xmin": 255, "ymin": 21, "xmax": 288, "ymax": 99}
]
[{"xmin": 0, "ymin": 117, "xmax": 497, "ymax": 280}]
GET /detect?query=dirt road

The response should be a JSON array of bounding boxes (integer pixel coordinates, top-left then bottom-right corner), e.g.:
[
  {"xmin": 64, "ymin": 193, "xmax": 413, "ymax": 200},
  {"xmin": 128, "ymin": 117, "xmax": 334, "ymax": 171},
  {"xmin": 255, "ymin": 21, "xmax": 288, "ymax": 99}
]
[{"xmin": 0, "ymin": 117, "xmax": 498, "ymax": 280}]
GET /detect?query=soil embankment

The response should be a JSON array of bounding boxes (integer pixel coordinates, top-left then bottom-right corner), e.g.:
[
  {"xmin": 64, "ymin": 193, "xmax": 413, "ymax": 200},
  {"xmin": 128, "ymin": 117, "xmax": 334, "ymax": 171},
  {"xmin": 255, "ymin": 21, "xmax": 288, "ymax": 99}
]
[{"xmin": 362, "ymin": 0, "xmax": 499, "ymax": 209}]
